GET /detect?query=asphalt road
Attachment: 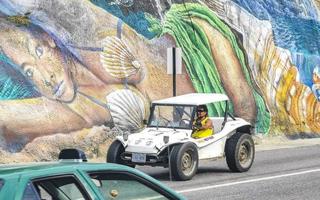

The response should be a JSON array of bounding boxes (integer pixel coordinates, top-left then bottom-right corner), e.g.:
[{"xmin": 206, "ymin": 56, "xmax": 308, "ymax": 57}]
[{"xmin": 137, "ymin": 144, "xmax": 320, "ymax": 200}]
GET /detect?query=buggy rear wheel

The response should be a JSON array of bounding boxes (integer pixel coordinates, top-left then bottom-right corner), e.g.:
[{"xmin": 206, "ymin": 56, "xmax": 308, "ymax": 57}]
[{"xmin": 225, "ymin": 132, "xmax": 255, "ymax": 172}]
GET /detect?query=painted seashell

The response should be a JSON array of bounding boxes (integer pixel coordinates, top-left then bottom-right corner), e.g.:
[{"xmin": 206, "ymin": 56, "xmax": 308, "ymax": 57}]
[
  {"xmin": 100, "ymin": 36, "xmax": 141, "ymax": 79},
  {"xmin": 243, "ymin": 29, "xmax": 320, "ymax": 134},
  {"xmin": 106, "ymin": 89, "xmax": 146, "ymax": 132},
  {"xmin": 213, "ymin": 1, "xmax": 320, "ymax": 135},
  {"xmin": 202, "ymin": 0, "xmax": 225, "ymax": 16}
]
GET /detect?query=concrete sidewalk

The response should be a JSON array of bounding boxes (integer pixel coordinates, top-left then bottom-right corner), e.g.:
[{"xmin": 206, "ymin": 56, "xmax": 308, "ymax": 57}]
[{"xmin": 254, "ymin": 135, "xmax": 320, "ymax": 151}]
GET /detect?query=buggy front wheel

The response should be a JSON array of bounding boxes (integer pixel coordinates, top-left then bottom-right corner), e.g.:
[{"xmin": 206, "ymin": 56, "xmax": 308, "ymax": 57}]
[
  {"xmin": 170, "ymin": 142, "xmax": 198, "ymax": 181},
  {"xmin": 107, "ymin": 140, "xmax": 135, "ymax": 168}
]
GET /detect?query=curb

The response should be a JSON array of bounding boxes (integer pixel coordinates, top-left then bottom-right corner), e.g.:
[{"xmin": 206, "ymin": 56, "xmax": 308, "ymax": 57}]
[{"xmin": 254, "ymin": 136, "xmax": 320, "ymax": 151}]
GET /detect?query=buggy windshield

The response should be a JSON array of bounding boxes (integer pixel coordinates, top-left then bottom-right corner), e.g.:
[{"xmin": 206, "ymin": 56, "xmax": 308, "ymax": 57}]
[{"xmin": 148, "ymin": 105, "xmax": 195, "ymax": 129}]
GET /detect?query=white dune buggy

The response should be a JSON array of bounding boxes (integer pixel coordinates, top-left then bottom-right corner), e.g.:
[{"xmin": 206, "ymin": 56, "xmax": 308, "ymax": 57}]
[{"xmin": 107, "ymin": 93, "xmax": 255, "ymax": 181}]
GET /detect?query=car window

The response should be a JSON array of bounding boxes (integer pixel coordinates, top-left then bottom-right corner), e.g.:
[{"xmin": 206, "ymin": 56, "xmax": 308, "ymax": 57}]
[
  {"xmin": 22, "ymin": 182, "xmax": 41, "ymax": 200},
  {"xmin": 36, "ymin": 184, "xmax": 54, "ymax": 200},
  {"xmin": 0, "ymin": 180, "xmax": 3, "ymax": 191},
  {"xmin": 89, "ymin": 172, "xmax": 170, "ymax": 200},
  {"xmin": 27, "ymin": 175, "xmax": 90, "ymax": 200}
]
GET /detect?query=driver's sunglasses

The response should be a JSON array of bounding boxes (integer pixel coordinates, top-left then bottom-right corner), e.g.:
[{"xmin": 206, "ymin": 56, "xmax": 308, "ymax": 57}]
[{"xmin": 197, "ymin": 109, "xmax": 205, "ymax": 113}]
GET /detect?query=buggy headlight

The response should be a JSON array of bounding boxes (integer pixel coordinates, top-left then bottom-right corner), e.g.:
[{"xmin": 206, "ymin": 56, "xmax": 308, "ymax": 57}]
[
  {"xmin": 135, "ymin": 139, "xmax": 141, "ymax": 144},
  {"xmin": 146, "ymin": 140, "xmax": 153, "ymax": 146}
]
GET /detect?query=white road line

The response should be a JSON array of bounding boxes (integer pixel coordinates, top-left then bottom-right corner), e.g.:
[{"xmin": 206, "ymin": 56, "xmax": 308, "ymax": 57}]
[{"xmin": 177, "ymin": 168, "xmax": 320, "ymax": 194}]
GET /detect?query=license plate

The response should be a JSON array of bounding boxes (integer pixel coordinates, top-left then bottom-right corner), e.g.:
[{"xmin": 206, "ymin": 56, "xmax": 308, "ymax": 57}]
[{"xmin": 132, "ymin": 153, "xmax": 146, "ymax": 163}]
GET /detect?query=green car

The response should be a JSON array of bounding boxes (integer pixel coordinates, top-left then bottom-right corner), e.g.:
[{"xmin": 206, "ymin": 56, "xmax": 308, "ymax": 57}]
[{"xmin": 0, "ymin": 149, "xmax": 185, "ymax": 200}]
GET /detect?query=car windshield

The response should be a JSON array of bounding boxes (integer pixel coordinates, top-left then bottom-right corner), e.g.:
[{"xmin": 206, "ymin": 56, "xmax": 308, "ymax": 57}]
[{"xmin": 148, "ymin": 105, "xmax": 195, "ymax": 129}]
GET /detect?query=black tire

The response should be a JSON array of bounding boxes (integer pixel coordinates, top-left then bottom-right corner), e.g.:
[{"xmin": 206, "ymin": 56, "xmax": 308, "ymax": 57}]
[
  {"xmin": 107, "ymin": 140, "xmax": 135, "ymax": 168},
  {"xmin": 225, "ymin": 132, "xmax": 255, "ymax": 172},
  {"xmin": 170, "ymin": 143, "xmax": 198, "ymax": 181}
]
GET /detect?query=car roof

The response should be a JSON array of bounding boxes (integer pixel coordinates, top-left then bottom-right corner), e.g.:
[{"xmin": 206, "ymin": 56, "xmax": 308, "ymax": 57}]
[
  {"xmin": 0, "ymin": 161, "xmax": 186, "ymax": 200},
  {"xmin": 152, "ymin": 93, "xmax": 229, "ymax": 105},
  {"xmin": 0, "ymin": 162, "xmax": 130, "ymax": 178}
]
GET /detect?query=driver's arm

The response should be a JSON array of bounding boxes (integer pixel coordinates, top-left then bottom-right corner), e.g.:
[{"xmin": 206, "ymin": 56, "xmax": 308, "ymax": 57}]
[{"xmin": 199, "ymin": 119, "xmax": 213, "ymax": 130}]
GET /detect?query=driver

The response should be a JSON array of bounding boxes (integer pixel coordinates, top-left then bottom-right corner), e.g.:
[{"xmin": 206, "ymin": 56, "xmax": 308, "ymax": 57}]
[{"xmin": 192, "ymin": 105, "xmax": 213, "ymax": 138}]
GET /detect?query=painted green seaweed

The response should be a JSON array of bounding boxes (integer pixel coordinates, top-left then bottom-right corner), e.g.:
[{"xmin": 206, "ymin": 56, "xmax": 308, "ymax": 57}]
[{"xmin": 147, "ymin": 3, "xmax": 270, "ymax": 133}]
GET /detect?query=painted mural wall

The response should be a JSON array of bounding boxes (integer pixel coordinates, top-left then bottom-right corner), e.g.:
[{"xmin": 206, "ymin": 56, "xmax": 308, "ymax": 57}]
[{"xmin": 0, "ymin": 0, "xmax": 319, "ymax": 155}]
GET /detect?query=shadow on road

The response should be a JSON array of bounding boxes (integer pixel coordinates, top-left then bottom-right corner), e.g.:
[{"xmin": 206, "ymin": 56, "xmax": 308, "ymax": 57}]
[
  {"xmin": 197, "ymin": 167, "xmax": 230, "ymax": 174},
  {"xmin": 137, "ymin": 166, "xmax": 231, "ymax": 181}
]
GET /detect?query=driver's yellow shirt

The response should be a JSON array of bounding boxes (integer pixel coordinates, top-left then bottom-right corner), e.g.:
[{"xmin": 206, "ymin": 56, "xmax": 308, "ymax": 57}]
[{"xmin": 192, "ymin": 117, "xmax": 213, "ymax": 139}]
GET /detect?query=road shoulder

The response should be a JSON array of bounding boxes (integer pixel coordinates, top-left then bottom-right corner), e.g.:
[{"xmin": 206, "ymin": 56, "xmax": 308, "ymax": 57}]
[{"xmin": 254, "ymin": 135, "xmax": 320, "ymax": 151}]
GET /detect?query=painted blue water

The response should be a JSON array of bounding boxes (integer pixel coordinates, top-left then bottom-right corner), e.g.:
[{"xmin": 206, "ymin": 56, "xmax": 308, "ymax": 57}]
[
  {"xmin": 0, "ymin": 53, "xmax": 39, "ymax": 100},
  {"xmin": 272, "ymin": 15, "xmax": 320, "ymax": 55},
  {"xmin": 232, "ymin": 0, "xmax": 318, "ymax": 20},
  {"xmin": 292, "ymin": 53, "xmax": 320, "ymax": 86},
  {"xmin": 90, "ymin": 0, "xmax": 156, "ymax": 39},
  {"xmin": 232, "ymin": 0, "xmax": 319, "ymax": 55}
]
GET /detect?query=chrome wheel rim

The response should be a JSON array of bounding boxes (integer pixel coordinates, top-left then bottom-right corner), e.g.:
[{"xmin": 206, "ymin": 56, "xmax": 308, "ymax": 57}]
[
  {"xmin": 238, "ymin": 140, "xmax": 252, "ymax": 168},
  {"xmin": 181, "ymin": 150, "xmax": 196, "ymax": 176}
]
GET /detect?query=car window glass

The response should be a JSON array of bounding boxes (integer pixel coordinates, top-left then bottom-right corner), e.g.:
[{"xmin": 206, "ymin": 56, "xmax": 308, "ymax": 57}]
[
  {"xmin": 0, "ymin": 179, "xmax": 3, "ymax": 191},
  {"xmin": 22, "ymin": 182, "xmax": 41, "ymax": 200},
  {"xmin": 33, "ymin": 176, "xmax": 90, "ymax": 200},
  {"xmin": 36, "ymin": 185, "xmax": 53, "ymax": 200},
  {"xmin": 89, "ymin": 172, "xmax": 169, "ymax": 200}
]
